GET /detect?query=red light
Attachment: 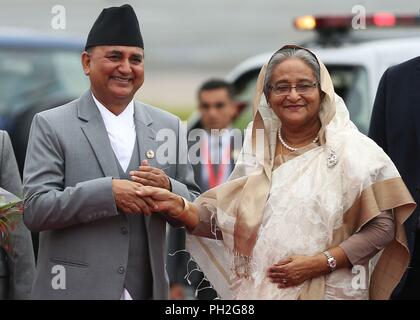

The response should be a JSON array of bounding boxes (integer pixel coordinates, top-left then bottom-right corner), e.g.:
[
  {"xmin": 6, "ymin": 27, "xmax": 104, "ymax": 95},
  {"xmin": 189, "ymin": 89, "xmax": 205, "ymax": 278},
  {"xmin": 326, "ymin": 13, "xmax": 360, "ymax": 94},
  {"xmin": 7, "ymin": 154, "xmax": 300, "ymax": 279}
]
[
  {"xmin": 373, "ymin": 13, "xmax": 396, "ymax": 27},
  {"xmin": 294, "ymin": 13, "xmax": 420, "ymax": 32}
]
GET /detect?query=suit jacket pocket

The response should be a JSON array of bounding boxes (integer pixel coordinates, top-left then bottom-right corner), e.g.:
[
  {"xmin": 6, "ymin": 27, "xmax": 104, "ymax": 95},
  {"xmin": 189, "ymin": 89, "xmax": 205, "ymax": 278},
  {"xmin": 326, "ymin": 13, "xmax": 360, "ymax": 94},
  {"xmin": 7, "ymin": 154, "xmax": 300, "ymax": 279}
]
[{"xmin": 50, "ymin": 257, "xmax": 89, "ymax": 268}]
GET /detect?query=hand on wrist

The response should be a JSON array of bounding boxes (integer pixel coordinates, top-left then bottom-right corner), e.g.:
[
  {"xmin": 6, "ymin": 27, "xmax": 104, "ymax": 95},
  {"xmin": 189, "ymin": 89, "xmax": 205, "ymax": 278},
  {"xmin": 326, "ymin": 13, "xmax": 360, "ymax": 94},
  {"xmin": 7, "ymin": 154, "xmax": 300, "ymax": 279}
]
[{"xmin": 170, "ymin": 195, "xmax": 187, "ymax": 218}]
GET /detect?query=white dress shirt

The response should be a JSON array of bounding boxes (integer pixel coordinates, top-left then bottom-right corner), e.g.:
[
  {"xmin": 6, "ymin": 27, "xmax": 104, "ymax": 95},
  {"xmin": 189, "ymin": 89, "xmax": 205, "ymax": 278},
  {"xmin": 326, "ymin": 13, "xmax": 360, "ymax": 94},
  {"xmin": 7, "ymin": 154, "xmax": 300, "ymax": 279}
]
[{"xmin": 92, "ymin": 93, "xmax": 135, "ymax": 300}]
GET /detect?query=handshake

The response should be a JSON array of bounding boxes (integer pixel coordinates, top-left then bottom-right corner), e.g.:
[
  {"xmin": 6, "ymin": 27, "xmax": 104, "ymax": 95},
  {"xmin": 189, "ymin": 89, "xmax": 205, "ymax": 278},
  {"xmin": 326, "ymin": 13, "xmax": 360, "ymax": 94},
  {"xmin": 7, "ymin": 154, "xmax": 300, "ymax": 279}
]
[{"xmin": 111, "ymin": 160, "xmax": 184, "ymax": 217}]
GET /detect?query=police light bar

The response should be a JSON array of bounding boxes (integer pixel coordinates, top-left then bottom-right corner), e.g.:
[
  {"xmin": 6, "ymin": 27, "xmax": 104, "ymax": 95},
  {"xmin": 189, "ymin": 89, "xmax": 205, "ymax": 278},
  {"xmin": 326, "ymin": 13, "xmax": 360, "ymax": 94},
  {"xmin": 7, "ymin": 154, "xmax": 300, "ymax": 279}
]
[{"xmin": 294, "ymin": 13, "xmax": 420, "ymax": 31}]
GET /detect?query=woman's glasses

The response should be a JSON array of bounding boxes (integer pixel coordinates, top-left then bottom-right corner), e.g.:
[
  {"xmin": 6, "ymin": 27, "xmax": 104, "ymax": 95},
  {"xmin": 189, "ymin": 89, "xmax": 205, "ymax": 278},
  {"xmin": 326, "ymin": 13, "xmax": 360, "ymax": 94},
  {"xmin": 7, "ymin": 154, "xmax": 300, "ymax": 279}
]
[{"xmin": 269, "ymin": 82, "xmax": 318, "ymax": 96}]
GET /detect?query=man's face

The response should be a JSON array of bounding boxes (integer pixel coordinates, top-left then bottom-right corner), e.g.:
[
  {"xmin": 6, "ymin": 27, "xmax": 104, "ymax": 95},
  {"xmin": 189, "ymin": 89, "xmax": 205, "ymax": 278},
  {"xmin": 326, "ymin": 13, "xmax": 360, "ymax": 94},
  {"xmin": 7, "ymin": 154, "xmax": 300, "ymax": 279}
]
[
  {"xmin": 198, "ymin": 88, "xmax": 237, "ymax": 130},
  {"xmin": 82, "ymin": 45, "xmax": 144, "ymax": 106}
]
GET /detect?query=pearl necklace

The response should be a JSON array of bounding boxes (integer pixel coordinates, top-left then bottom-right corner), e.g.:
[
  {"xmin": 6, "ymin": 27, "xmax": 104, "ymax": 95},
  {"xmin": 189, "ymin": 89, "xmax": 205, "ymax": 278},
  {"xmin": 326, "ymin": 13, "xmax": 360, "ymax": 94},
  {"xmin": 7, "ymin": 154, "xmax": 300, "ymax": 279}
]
[{"xmin": 278, "ymin": 129, "xmax": 319, "ymax": 152}]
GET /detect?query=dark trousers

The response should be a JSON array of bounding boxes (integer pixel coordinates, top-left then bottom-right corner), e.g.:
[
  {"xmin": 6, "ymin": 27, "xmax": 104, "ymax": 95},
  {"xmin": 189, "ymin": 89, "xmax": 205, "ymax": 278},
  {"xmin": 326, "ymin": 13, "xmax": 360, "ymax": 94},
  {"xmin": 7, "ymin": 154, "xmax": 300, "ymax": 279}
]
[
  {"xmin": 167, "ymin": 227, "xmax": 218, "ymax": 300},
  {"xmin": 396, "ymin": 230, "xmax": 420, "ymax": 299}
]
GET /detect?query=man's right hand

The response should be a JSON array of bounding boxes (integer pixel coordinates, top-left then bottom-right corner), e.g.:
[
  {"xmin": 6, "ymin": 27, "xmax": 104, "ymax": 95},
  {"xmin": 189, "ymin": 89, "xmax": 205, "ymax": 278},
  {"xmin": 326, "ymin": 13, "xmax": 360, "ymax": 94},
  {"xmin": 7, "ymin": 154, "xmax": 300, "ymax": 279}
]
[{"xmin": 112, "ymin": 179, "xmax": 157, "ymax": 215}]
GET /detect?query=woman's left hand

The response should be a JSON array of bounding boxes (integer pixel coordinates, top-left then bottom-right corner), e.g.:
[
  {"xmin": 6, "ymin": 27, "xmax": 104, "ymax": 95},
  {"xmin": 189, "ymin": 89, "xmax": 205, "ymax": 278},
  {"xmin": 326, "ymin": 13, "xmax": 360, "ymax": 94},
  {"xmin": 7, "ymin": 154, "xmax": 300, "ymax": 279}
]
[{"xmin": 266, "ymin": 254, "xmax": 326, "ymax": 288}]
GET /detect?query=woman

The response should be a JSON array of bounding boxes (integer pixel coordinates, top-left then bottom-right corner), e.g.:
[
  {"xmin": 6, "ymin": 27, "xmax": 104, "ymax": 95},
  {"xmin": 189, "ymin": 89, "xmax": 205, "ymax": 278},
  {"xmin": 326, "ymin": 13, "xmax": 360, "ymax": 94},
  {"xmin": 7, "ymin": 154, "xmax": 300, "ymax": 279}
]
[{"xmin": 134, "ymin": 45, "xmax": 415, "ymax": 299}]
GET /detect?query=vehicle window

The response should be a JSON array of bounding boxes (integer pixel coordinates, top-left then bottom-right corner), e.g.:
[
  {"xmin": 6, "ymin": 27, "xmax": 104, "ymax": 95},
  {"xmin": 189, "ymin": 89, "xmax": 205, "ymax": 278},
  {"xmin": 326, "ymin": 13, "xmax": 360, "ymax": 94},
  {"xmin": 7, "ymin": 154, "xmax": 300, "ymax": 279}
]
[
  {"xmin": 52, "ymin": 51, "xmax": 89, "ymax": 98},
  {"xmin": 328, "ymin": 65, "xmax": 370, "ymax": 134},
  {"xmin": 0, "ymin": 48, "xmax": 88, "ymax": 115},
  {"xmin": 232, "ymin": 65, "xmax": 370, "ymax": 134},
  {"xmin": 232, "ymin": 70, "xmax": 258, "ymax": 129}
]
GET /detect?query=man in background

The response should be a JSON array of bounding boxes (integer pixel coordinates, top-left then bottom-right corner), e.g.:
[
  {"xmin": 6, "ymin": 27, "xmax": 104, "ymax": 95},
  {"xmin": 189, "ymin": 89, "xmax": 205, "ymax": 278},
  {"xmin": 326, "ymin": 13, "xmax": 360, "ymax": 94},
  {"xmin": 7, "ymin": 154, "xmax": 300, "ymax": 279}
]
[{"xmin": 189, "ymin": 79, "xmax": 240, "ymax": 191}]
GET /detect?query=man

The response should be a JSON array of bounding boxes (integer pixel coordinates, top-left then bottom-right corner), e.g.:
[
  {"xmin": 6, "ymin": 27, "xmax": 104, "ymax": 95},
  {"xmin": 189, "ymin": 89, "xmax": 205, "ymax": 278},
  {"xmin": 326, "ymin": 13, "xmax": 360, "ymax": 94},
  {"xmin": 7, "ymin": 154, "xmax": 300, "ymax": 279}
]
[
  {"xmin": 189, "ymin": 79, "xmax": 240, "ymax": 191},
  {"xmin": 0, "ymin": 130, "xmax": 35, "ymax": 299},
  {"xmin": 369, "ymin": 56, "xmax": 420, "ymax": 299},
  {"xmin": 167, "ymin": 79, "xmax": 240, "ymax": 299},
  {"xmin": 23, "ymin": 4, "xmax": 199, "ymax": 299}
]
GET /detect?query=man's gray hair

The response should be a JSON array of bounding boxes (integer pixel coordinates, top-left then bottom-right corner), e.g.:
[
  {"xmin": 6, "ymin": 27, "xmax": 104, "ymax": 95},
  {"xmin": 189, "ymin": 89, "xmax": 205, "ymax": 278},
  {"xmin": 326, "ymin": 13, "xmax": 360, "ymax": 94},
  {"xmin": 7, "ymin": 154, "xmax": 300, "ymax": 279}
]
[{"xmin": 263, "ymin": 48, "xmax": 321, "ymax": 97}]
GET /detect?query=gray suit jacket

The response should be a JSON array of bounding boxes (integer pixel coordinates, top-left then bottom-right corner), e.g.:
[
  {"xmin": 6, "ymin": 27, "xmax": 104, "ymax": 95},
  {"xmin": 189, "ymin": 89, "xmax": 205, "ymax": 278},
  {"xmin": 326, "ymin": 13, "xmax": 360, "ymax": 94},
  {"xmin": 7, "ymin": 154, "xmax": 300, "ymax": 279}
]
[
  {"xmin": 23, "ymin": 91, "xmax": 200, "ymax": 299},
  {"xmin": 0, "ymin": 130, "xmax": 35, "ymax": 299}
]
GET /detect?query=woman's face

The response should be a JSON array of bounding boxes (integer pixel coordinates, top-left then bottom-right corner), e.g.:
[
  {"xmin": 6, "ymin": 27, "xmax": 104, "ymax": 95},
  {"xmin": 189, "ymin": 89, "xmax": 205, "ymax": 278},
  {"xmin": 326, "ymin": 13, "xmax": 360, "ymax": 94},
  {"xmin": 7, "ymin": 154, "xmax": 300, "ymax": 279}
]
[{"xmin": 267, "ymin": 58, "xmax": 321, "ymax": 128}]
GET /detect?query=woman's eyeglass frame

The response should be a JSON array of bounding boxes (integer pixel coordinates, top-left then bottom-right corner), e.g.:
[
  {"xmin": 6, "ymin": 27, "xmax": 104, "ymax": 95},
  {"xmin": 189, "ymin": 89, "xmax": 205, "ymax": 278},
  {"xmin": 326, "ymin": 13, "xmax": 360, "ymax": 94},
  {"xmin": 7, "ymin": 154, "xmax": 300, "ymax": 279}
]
[{"xmin": 269, "ymin": 82, "xmax": 319, "ymax": 96}]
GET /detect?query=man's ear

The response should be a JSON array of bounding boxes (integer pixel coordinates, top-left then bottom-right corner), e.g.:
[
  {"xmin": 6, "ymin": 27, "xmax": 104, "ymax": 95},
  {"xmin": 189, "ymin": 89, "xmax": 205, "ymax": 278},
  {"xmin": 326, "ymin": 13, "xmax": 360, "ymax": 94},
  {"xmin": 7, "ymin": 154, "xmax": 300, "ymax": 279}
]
[{"xmin": 81, "ymin": 51, "xmax": 91, "ymax": 76}]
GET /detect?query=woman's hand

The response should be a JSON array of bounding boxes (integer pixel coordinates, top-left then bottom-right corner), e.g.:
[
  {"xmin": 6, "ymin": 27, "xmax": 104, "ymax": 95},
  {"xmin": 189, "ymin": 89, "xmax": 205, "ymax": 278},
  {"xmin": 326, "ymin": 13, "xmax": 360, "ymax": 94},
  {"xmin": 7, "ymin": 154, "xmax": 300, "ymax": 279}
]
[
  {"xmin": 135, "ymin": 186, "xmax": 184, "ymax": 217},
  {"xmin": 266, "ymin": 254, "xmax": 328, "ymax": 288},
  {"xmin": 136, "ymin": 186, "xmax": 199, "ymax": 230}
]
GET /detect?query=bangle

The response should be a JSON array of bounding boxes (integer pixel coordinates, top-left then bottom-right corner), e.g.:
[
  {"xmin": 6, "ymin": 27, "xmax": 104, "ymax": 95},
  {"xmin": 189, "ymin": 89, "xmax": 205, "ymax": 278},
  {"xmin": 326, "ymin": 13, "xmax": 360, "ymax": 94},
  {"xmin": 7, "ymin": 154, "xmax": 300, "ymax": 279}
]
[{"xmin": 171, "ymin": 196, "xmax": 189, "ymax": 218}]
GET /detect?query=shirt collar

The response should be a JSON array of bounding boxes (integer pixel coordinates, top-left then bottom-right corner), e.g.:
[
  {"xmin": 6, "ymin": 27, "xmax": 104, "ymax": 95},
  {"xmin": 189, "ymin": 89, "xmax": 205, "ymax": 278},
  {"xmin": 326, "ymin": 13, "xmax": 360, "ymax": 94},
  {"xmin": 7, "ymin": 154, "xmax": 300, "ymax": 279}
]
[{"xmin": 91, "ymin": 92, "xmax": 134, "ymax": 123}]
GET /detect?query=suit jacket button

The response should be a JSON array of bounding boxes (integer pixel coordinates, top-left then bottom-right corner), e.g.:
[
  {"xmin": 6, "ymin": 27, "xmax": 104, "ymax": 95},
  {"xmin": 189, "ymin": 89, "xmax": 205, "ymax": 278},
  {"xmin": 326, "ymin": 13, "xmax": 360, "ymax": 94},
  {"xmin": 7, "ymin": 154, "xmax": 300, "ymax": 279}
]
[
  {"xmin": 121, "ymin": 227, "xmax": 128, "ymax": 235},
  {"xmin": 118, "ymin": 266, "xmax": 125, "ymax": 274}
]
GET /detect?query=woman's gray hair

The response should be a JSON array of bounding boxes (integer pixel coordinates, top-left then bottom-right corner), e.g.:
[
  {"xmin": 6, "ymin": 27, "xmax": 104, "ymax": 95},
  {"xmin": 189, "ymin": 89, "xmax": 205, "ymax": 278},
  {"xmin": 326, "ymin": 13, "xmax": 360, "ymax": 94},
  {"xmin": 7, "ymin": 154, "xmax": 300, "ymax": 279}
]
[{"xmin": 263, "ymin": 48, "xmax": 321, "ymax": 97}]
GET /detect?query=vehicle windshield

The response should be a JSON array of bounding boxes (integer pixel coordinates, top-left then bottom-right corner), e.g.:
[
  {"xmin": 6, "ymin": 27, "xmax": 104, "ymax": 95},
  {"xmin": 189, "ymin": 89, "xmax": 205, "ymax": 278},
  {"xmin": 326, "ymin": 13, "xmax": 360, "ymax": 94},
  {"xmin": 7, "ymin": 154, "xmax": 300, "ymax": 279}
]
[
  {"xmin": 232, "ymin": 65, "xmax": 370, "ymax": 134},
  {"xmin": 0, "ymin": 48, "xmax": 88, "ymax": 114}
]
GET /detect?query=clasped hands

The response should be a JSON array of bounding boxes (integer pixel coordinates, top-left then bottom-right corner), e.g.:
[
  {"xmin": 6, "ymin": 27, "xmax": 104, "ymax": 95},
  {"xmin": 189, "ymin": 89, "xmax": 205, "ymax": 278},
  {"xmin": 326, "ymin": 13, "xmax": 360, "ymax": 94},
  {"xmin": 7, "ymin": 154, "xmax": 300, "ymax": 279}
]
[{"xmin": 112, "ymin": 160, "xmax": 180, "ymax": 215}]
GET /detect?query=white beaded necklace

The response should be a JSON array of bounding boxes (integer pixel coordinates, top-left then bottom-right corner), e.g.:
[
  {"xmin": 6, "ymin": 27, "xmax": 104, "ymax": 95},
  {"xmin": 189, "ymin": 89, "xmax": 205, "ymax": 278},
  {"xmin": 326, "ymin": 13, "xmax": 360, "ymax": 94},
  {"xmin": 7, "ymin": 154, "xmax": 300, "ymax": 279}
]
[{"xmin": 278, "ymin": 129, "xmax": 319, "ymax": 152}]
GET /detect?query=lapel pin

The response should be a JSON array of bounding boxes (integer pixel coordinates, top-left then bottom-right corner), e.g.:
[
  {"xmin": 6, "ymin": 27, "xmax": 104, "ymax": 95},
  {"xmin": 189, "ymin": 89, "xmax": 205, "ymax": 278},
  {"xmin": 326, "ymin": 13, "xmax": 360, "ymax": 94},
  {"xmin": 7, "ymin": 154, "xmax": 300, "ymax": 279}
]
[{"xmin": 146, "ymin": 150, "xmax": 155, "ymax": 159}]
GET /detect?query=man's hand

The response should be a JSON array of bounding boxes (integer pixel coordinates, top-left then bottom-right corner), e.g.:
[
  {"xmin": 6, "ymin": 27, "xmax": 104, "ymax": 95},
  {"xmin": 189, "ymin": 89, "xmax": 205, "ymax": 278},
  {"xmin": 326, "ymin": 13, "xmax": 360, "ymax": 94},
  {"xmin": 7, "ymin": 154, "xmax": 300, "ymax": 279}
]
[
  {"xmin": 112, "ymin": 179, "xmax": 157, "ymax": 215},
  {"xmin": 129, "ymin": 160, "xmax": 171, "ymax": 190}
]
